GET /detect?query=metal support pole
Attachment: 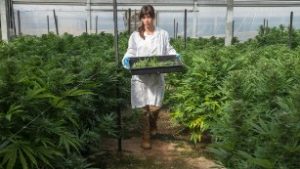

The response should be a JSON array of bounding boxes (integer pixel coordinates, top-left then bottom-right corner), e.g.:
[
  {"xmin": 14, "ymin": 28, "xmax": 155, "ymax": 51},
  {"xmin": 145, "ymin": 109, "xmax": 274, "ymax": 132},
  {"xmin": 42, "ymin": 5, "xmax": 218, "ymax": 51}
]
[
  {"xmin": 7, "ymin": 0, "xmax": 14, "ymax": 37},
  {"xmin": 47, "ymin": 15, "xmax": 50, "ymax": 34},
  {"xmin": 17, "ymin": 10, "xmax": 22, "ymax": 35},
  {"xmin": 86, "ymin": 0, "xmax": 92, "ymax": 34},
  {"xmin": 173, "ymin": 18, "xmax": 176, "ymax": 38},
  {"xmin": 128, "ymin": 8, "xmax": 131, "ymax": 34},
  {"xmin": 263, "ymin": 18, "xmax": 266, "ymax": 35},
  {"xmin": 192, "ymin": 0, "xmax": 198, "ymax": 38},
  {"xmin": 225, "ymin": 0, "xmax": 233, "ymax": 46},
  {"xmin": 11, "ymin": 2, "xmax": 16, "ymax": 37},
  {"xmin": 232, "ymin": 20, "xmax": 234, "ymax": 38},
  {"xmin": 289, "ymin": 11, "xmax": 294, "ymax": 48},
  {"xmin": 184, "ymin": 9, "xmax": 187, "ymax": 48},
  {"xmin": 263, "ymin": 18, "xmax": 266, "ymax": 34},
  {"xmin": 53, "ymin": 9, "xmax": 59, "ymax": 35},
  {"xmin": 176, "ymin": 21, "xmax": 178, "ymax": 39},
  {"xmin": 266, "ymin": 19, "xmax": 269, "ymax": 33},
  {"xmin": 95, "ymin": 16, "xmax": 98, "ymax": 34},
  {"xmin": 113, "ymin": 0, "xmax": 122, "ymax": 153},
  {"xmin": 0, "ymin": 0, "xmax": 10, "ymax": 41},
  {"xmin": 134, "ymin": 9, "xmax": 137, "ymax": 31},
  {"xmin": 85, "ymin": 20, "xmax": 87, "ymax": 33},
  {"xmin": 113, "ymin": 0, "xmax": 119, "ymax": 65}
]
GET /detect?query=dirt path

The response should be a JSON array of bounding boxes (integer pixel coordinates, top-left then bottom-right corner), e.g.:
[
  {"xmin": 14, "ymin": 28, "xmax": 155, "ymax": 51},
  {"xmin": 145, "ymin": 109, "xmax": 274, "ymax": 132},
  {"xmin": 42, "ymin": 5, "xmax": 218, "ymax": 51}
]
[{"xmin": 101, "ymin": 107, "xmax": 220, "ymax": 169}]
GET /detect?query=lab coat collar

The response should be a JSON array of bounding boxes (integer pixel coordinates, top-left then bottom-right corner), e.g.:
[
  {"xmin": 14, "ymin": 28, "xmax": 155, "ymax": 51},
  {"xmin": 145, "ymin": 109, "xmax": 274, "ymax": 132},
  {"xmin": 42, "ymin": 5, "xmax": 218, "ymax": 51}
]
[
  {"xmin": 144, "ymin": 26, "xmax": 160, "ymax": 39},
  {"xmin": 154, "ymin": 26, "xmax": 161, "ymax": 36},
  {"xmin": 144, "ymin": 26, "xmax": 160, "ymax": 36}
]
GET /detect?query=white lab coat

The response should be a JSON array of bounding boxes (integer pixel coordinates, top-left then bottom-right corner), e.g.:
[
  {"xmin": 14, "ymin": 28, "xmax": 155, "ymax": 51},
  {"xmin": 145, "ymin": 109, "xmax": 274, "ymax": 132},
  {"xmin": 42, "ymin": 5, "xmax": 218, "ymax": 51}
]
[{"xmin": 123, "ymin": 26, "xmax": 177, "ymax": 109}]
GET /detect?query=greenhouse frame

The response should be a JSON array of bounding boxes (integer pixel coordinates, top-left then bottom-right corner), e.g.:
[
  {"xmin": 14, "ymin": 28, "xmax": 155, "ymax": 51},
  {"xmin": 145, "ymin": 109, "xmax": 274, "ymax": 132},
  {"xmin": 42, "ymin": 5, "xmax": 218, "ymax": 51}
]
[
  {"xmin": 1, "ymin": 0, "xmax": 300, "ymax": 45},
  {"xmin": 1, "ymin": 1, "xmax": 300, "ymax": 169}
]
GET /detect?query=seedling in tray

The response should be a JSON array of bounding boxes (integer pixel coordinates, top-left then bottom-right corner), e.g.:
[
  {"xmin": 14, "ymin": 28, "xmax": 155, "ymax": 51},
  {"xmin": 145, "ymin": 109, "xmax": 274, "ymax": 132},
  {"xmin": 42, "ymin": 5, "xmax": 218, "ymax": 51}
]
[
  {"xmin": 131, "ymin": 57, "xmax": 178, "ymax": 68},
  {"xmin": 129, "ymin": 55, "xmax": 185, "ymax": 75}
]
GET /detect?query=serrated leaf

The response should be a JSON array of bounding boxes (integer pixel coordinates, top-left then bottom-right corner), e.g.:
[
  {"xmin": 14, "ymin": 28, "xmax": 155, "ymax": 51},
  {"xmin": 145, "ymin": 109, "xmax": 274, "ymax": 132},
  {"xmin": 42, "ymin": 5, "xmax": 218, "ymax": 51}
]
[{"xmin": 19, "ymin": 150, "xmax": 29, "ymax": 169}]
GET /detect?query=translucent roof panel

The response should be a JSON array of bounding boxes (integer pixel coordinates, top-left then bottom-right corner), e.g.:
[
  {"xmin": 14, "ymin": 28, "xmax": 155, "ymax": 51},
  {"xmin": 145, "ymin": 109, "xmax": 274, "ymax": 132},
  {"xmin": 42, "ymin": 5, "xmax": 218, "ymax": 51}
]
[
  {"xmin": 11, "ymin": 1, "xmax": 300, "ymax": 41},
  {"xmin": 12, "ymin": 0, "xmax": 300, "ymax": 7}
]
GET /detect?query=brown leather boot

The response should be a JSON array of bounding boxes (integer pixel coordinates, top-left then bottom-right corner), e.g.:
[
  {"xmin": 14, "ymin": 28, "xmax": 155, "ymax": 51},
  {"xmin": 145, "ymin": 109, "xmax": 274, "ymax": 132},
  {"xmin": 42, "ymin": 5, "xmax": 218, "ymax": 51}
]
[
  {"xmin": 150, "ymin": 109, "xmax": 160, "ymax": 136},
  {"xmin": 141, "ymin": 109, "xmax": 151, "ymax": 149}
]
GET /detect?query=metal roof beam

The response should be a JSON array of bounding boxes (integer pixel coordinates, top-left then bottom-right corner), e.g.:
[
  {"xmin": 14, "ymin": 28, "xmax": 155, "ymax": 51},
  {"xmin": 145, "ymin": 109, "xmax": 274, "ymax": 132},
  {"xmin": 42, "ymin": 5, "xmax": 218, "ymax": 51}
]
[{"xmin": 12, "ymin": 0, "xmax": 300, "ymax": 7}]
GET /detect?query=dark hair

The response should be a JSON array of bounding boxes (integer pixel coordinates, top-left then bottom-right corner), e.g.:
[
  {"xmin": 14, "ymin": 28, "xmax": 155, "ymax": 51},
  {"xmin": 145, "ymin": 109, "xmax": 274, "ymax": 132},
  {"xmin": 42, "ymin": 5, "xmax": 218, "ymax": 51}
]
[{"xmin": 138, "ymin": 5, "xmax": 155, "ymax": 39}]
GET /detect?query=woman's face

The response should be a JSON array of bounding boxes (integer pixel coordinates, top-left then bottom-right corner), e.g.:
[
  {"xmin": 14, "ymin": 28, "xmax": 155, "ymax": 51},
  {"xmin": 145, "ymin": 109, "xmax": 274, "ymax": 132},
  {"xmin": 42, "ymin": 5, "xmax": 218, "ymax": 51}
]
[{"xmin": 141, "ymin": 14, "xmax": 154, "ymax": 28}]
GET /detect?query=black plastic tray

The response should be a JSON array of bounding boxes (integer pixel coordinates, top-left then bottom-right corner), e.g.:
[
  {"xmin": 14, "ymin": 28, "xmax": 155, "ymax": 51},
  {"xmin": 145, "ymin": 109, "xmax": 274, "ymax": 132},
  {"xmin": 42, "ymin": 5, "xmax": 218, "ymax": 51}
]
[{"xmin": 129, "ymin": 55, "xmax": 185, "ymax": 75}]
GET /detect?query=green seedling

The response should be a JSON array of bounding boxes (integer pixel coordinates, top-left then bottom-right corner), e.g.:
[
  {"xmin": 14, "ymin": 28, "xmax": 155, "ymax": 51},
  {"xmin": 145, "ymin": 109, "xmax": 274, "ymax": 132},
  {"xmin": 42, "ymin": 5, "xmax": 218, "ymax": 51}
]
[{"xmin": 131, "ymin": 57, "xmax": 179, "ymax": 69}]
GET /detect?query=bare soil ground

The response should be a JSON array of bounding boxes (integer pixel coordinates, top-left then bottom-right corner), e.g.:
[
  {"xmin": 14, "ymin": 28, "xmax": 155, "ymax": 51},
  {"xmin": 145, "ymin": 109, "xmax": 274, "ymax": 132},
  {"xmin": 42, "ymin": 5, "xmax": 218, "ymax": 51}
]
[{"xmin": 99, "ymin": 107, "xmax": 222, "ymax": 169}]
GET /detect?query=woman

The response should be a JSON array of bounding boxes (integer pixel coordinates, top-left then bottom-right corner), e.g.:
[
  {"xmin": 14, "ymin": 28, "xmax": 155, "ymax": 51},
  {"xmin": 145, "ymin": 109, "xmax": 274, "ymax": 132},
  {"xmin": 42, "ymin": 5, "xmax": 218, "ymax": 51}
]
[{"xmin": 122, "ymin": 5, "xmax": 180, "ymax": 149}]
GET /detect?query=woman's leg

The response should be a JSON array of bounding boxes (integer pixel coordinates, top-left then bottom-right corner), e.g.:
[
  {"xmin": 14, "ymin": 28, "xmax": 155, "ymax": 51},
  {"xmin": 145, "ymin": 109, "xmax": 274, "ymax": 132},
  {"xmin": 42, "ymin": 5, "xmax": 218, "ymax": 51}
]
[
  {"xmin": 148, "ymin": 105, "xmax": 161, "ymax": 136},
  {"xmin": 141, "ymin": 105, "xmax": 151, "ymax": 149}
]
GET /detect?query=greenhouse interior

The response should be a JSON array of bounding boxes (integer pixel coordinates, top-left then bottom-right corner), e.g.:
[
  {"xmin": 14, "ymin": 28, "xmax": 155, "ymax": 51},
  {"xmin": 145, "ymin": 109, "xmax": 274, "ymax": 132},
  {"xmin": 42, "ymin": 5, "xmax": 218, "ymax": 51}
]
[{"xmin": 1, "ymin": 0, "xmax": 300, "ymax": 169}]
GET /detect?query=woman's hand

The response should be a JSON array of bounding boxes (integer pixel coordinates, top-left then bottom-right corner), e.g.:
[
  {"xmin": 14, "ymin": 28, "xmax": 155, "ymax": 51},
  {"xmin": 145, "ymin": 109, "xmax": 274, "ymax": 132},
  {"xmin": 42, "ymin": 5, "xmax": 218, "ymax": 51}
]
[
  {"xmin": 176, "ymin": 53, "xmax": 182, "ymax": 60},
  {"xmin": 122, "ymin": 55, "xmax": 131, "ymax": 70}
]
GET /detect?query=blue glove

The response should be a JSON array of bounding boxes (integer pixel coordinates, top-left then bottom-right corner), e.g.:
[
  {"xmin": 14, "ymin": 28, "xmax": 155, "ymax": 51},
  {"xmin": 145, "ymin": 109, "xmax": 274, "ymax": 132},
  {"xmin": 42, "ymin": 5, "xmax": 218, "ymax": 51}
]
[
  {"xmin": 176, "ymin": 53, "xmax": 182, "ymax": 60},
  {"xmin": 122, "ymin": 55, "xmax": 131, "ymax": 70}
]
